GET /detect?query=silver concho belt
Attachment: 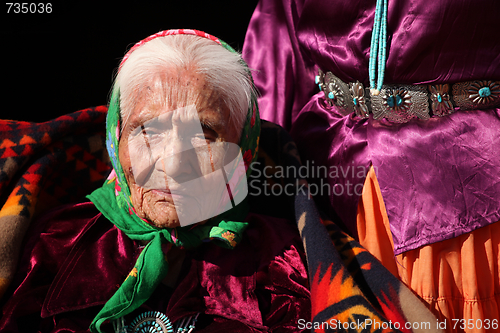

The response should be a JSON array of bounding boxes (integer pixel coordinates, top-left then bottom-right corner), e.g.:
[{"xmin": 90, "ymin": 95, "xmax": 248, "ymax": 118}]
[{"xmin": 315, "ymin": 69, "xmax": 500, "ymax": 123}]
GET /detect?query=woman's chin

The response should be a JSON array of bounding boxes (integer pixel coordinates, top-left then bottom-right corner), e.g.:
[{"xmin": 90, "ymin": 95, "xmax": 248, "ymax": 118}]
[
  {"xmin": 148, "ymin": 216, "xmax": 181, "ymax": 228},
  {"xmin": 136, "ymin": 190, "xmax": 205, "ymax": 228},
  {"xmin": 150, "ymin": 220, "xmax": 180, "ymax": 229},
  {"xmin": 147, "ymin": 202, "xmax": 208, "ymax": 228},
  {"xmin": 140, "ymin": 200, "xmax": 181, "ymax": 228}
]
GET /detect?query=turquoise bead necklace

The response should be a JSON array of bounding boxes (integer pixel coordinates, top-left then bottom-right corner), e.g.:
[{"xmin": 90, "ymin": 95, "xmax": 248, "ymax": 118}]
[{"xmin": 369, "ymin": 0, "xmax": 388, "ymax": 96}]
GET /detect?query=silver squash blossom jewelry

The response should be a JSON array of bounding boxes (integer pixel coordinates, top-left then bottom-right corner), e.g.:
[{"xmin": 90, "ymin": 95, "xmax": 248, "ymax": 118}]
[
  {"xmin": 174, "ymin": 313, "xmax": 200, "ymax": 333},
  {"xmin": 115, "ymin": 312, "xmax": 201, "ymax": 333},
  {"xmin": 127, "ymin": 311, "xmax": 174, "ymax": 333}
]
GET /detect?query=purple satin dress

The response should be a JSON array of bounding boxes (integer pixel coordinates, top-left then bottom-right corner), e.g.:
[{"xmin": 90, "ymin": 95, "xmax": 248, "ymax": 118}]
[
  {"xmin": 0, "ymin": 202, "xmax": 310, "ymax": 332},
  {"xmin": 243, "ymin": 0, "xmax": 500, "ymax": 254}
]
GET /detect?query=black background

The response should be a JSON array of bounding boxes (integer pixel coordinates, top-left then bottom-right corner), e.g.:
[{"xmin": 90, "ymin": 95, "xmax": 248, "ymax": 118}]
[{"xmin": 3, "ymin": 1, "xmax": 258, "ymax": 122}]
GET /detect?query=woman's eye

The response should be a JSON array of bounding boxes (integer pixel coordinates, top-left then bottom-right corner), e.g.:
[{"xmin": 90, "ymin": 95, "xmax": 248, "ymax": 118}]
[
  {"xmin": 140, "ymin": 125, "xmax": 162, "ymax": 139},
  {"xmin": 201, "ymin": 125, "xmax": 218, "ymax": 142},
  {"xmin": 147, "ymin": 130, "xmax": 161, "ymax": 138}
]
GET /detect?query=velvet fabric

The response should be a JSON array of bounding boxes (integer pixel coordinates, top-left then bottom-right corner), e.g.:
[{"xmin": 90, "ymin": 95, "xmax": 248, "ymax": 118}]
[
  {"xmin": 0, "ymin": 202, "xmax": 311, "ymax": 332},
  {"xmin": 242, "ymin": 0, "xmax": 500, "ymax": 254}
]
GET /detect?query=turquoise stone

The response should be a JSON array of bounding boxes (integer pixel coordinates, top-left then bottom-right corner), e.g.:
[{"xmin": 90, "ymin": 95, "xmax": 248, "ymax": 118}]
[
  {"xmin": 479, "ymin": 87, "xmax": 491, "ymax": 98},
  {"xmin": 437, "ymin": 94, "xmax": 443, "ymax": 103},
  {"xmin": 353, "ymin": 97, "xmax": 358, "ymax": 105},
  {"xmin": 315, "ymin": 75, "xmax": 320, "ymax": 84},
  {"xmin": 387, "ymin": 95, "xmax": 395, "ymax": 108},
  {"xmin": 328, "ymin": 91, "xmax": 335, "ymax": 99},
  {"xmin": 395, "ymin": 95, "xmax": 403, "ymax": 106}
]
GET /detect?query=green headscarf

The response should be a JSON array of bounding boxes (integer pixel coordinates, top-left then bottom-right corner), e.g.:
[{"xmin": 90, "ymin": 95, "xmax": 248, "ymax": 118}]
[{"xmin": 87, "ymin": 29, "xmax": 261, "ymax": 333}]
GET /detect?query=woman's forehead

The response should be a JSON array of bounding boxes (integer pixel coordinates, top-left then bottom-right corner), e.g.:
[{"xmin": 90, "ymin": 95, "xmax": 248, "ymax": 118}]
[{"xmin": 128, "ymin": 71, "xmax": 228, "ymax": 128}]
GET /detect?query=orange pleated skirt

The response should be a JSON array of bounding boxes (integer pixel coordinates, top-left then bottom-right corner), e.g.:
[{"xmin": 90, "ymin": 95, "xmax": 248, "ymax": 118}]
[{"xmin": 357, "ymin": 167, "xmax": 500, "ymax": 333}]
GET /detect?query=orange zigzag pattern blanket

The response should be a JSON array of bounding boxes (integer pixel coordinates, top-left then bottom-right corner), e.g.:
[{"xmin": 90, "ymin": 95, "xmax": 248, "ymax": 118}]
[{"xmin": 0, "ymin": 107, "xmax": 111, "ymax": 299}]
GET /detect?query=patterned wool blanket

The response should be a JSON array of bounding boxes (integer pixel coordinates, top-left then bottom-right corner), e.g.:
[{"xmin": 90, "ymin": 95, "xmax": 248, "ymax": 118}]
[
  {"xmin": 0, "ymin": 107, "xmax": 111, "ymax": 299},
  {"xmin": 295, "ymin": 193, "xmax": 442, "ymax": 332}
]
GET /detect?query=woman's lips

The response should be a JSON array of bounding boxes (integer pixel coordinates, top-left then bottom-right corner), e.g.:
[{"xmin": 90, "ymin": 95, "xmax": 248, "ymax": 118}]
[
  {"xmin": 151, "ymin": 188, "xmax": 172, "ymax": 197},
  {"xmin": 153, "ymin": 188, "xmax": 171, "ymax": 194},
  {"xmin": 151, "ymin": 189, "xmax": 183, "ymax": 201}
]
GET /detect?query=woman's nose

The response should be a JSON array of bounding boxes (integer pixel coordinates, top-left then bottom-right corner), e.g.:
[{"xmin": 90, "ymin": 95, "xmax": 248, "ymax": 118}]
[{"xmin": 159, "ymin": 136, "xmax": 197, "ymax": 182}]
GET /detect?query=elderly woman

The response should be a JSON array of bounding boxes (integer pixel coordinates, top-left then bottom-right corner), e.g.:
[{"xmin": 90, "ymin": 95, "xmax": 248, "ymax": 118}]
[{"xmin": 0, "ymin": 30, "xmax": 310, "ymax": 332}]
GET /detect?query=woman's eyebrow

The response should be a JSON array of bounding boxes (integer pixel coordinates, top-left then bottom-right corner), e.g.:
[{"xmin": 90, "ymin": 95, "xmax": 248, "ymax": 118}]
[
  {"xmin": 130, "ymin": 108, "xmax": 171, "ymax": 129},
  {"xmin": 200, "ymin": 117, "xmax": 226, "ymax": 136},
  {"xmin": 199, "ymin": 117, "xmax": 220, "ymax": 130},
  {"xmin": 197, "ymin": 107, "xmax": 225, "ymax": 130}
]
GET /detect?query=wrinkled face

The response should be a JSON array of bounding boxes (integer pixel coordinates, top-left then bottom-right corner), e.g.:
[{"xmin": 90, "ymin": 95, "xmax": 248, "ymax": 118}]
[{"xmin": 119, "ymin": 68, "xmax": 240, "ymax": 228}]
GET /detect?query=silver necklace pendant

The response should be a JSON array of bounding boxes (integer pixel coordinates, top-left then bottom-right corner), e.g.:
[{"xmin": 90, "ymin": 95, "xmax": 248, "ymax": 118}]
[{"xmin": 127, "ymin": 311, "xmax": 174, "ymax": 333}]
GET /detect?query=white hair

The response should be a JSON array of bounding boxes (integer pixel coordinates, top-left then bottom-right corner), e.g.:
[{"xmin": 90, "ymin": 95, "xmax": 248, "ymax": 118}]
[{"xmin": 114, "ymin": 35, "xmax": 254, "ymax": 135}]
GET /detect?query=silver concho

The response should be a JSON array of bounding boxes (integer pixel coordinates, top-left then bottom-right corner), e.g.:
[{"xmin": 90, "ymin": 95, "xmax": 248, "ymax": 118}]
[
  {"xmin": 349, "ymin": 81, "xmax": 369, "ymax": 118},
  {"xmin": 453, "ymin": 80, "xmax": 500, "ymax": 110},
  {"xmin": 429, "ymin": 84, "xmax": 454, "ymax": 116},
  {"xmin": 323, "ymin": 72, "xmax": 355, "ymax": 116},
  {"xmin": 372, "ymin": 85, "xmax": 430, "ymax": 123},
  {"xmin": 128, "ymin": 311, "xmax": 173, "ymax": 333}
]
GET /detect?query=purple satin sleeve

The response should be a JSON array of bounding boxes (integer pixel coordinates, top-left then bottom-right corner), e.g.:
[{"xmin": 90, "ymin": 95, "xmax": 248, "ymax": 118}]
[
  {"xmin": 0, "ymin": 202, "xmax": 310, "ymax": 332},
  {"xmin": 243, "ymin": 0, "xmax": 500, "ymax": 253},
  {"xmin": 242, "ymin": 0, "xmax": 317, "ymax": 130}
]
